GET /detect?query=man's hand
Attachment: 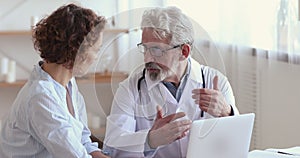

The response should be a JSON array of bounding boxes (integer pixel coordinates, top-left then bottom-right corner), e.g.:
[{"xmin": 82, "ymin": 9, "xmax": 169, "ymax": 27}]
[
  {"xmin": 148, "ymin": 106, "xmax": 192, "ymax": 148},
  {"xmin": 90, "ymin": 151, "xmax": 110, "ymax": 158},
  {"xmin": 192, "ymin": 76, "xmax": 231, "ymax": 117}
]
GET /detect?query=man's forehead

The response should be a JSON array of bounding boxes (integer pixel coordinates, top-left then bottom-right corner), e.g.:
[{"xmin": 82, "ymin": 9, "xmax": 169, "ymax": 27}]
[{"xmin": 142, "ymin": 28, "xmax": 170, "ymax": 45}]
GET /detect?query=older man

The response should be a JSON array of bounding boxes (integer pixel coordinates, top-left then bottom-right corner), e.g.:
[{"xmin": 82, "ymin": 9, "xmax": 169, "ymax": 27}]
[{"xmin": 104, "ymin": 6, "xmax": 239, "ymax": 158}]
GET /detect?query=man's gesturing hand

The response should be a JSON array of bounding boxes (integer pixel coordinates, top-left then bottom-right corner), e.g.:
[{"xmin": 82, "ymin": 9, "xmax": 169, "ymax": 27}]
[
  {"xmin": 148, "ymin": 106, "xmax": 192, "ymax": 148},
  {"xmin": 192, "ymin": 76, "xmax": 231, "ymax": 117}
]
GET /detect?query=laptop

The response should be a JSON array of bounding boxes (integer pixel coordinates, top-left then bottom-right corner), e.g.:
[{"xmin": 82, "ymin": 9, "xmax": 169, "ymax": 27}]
[{"xmin": 186, "ymin": 113, "xmax": 255, "ymax": 158}]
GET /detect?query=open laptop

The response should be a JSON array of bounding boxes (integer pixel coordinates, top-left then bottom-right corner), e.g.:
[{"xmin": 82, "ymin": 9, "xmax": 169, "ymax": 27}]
[{"xmin": 186, "ymin": 113, "xmax": 255, "ymax": 158}]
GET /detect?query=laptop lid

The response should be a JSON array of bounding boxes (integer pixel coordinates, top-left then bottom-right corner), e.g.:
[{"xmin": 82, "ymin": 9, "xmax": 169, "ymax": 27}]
[{"xmin": 186, "ymin": 113, "xmax": 255, "ymax": 158}]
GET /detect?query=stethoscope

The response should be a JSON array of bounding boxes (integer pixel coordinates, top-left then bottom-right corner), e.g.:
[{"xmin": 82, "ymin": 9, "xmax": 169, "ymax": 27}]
[{"xmin": 137, "ymin": 67, "xmax": 206, "ymax": 120}]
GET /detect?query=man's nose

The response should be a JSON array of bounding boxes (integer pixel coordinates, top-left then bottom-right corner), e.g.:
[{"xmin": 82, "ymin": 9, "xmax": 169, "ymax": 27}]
[{"xmin": 144, "ymin": 51, "xmax": 155, "ymax": 63}]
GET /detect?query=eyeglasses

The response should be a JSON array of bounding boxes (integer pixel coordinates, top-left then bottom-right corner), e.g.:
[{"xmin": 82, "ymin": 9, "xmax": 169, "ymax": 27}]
[{"xmin": 137, "ymin": 43, "xmax": 183, "ymax": 57}]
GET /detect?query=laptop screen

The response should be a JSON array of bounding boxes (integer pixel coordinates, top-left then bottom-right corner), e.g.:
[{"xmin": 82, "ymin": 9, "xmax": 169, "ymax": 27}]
[{"xmin": 186, "ymin": 113, "xmax": 255, "ymax": 158}]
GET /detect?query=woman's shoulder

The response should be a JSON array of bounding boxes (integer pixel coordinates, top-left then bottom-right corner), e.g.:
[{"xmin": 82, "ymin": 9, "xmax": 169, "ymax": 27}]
[{"xmin": 25, "ymin": 78, "xmax": 64, "ymax": 100}]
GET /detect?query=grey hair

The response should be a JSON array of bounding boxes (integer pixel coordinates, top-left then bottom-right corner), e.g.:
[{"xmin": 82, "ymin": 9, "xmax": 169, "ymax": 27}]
[{"xmin": 141, "ymin": 6, "xmax": 194, "ymax": 47}]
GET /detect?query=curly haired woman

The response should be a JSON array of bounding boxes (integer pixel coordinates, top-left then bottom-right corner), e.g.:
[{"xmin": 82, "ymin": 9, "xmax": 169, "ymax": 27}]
[{"xmin": 0, "ymin": 4, "xmax": 109, "ymax": 158}]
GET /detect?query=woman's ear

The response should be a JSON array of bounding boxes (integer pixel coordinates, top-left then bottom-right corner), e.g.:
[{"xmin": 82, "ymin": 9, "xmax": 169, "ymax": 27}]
[{"xmin": 180, "ymin": 44, "xmax": 191, "ymax": 60}]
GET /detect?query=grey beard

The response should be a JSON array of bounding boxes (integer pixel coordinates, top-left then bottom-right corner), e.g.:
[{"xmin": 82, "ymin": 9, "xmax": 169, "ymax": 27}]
[
  {"xmin": 149, "ymin": 71, "xmax": 159, "ymax": 81},
  {"xmin": 145, "ymin": 62, "xmax": 178, "ymax": 82},
  {"xmin": 148, "ymin": 68, "xmax": 169, "ymax": 82}
]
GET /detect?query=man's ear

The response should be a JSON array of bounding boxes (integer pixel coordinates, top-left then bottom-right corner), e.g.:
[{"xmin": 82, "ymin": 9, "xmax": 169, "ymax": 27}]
[{"xmin": 180, "ymin": 44, "xmax": 191, "ymax": 60}]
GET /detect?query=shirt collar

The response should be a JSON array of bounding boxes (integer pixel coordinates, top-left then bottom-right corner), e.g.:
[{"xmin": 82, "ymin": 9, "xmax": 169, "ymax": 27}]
[
  {"xmin": 161, "ymin": 58, "xmax": 191, "ymax": 88},
  {"xmin": 189, "ymin": 57, "xmax": 203, "ymax": 84},
  {"xmin": 31, "ymin": 61, "xmax": 73, "ymax": 94},
  {"xmin": 182, "ymin": 58, "xmax": 191, "ymax": 82}
]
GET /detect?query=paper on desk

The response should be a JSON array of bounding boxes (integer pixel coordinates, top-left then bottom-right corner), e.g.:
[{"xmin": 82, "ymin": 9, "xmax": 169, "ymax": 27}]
[
  {"xmin": 248, "ymin": 150, "xmax": 300, "ymax": 158},
  {"xmin": 266, "ymin": 147, "xmax": 300, "ymax": 157}
]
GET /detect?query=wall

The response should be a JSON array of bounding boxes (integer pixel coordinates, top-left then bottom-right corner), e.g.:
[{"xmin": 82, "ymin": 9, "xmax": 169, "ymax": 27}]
[
  {"xmin": 259, "ymin": 58, "xmax": 300, "ymax": 149},
  {"xmin": 206, "ymin": 43, "xmax": 300, "ymax": 150},
  {"xmin": 225, "ymin": 49, "xmax": 300, "ymax": 150},
  {"xmin": 0, "ymin": 0, "xmax": 117, "ymax": 30}
]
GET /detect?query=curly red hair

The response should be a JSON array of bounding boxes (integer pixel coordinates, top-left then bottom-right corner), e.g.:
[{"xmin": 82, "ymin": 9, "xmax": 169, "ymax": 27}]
[{"xmin": 32, "ymin": 4, "xmax": 106, "ymax": 68}]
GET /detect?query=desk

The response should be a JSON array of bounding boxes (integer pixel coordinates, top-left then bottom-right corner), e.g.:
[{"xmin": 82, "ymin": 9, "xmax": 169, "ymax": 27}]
[{"xmin": 248, "ymin": 147, "xmax": 300, "ymax": 158}]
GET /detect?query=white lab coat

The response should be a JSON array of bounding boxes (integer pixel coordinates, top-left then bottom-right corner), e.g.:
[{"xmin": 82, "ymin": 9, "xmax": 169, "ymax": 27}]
[{"xmin": 104, "ymin": 58, "xmax": 239, "ymax": 158}]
